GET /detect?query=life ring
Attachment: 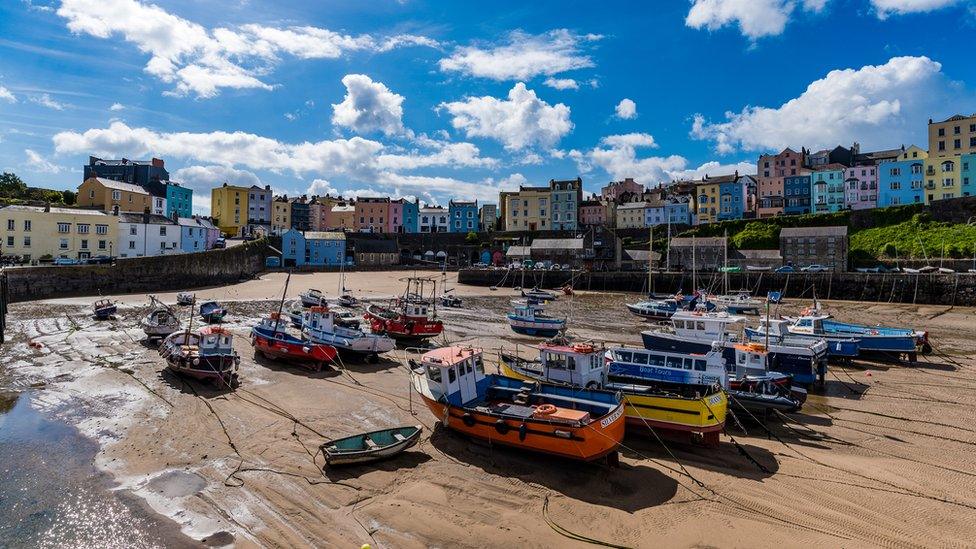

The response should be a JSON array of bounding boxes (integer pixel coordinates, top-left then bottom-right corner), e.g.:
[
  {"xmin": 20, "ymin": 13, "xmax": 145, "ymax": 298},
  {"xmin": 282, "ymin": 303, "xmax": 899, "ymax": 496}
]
[
  {"xmin": 572, "ymin": 343, "xmax": 594, "ymax": 354},
  {"xmin": 494, "ymin": 419, "xmax": 510, "ymax": 435},
  {"xmin": 461, "ymin": 413, "xmax": 476, "ymax": 427},
  {"xmin": 535, "ymin": 404, "xmax": 557, "ymax": 416}
]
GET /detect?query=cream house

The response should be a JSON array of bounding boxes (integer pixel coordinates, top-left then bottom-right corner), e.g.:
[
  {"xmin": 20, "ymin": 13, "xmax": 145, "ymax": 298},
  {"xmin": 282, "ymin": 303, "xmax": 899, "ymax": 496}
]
[{"xmin": 1, "ymin": 204, "xmax": 118, "ymax": 261}]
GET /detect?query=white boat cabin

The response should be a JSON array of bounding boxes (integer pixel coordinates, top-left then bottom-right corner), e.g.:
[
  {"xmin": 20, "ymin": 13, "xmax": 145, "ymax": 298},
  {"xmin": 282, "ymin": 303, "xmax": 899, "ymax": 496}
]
[
  {"xmin": 417, "ymin": 347, "xmax": 487, "ymax": 406},
  {"xmin": 787, "ymin": 315, "xmax": 831, "ymax": 336},
  {"xmin": 398, "ymin": 297, "xmax": 431, "ymax": 319},
  {"xmin": 669, "ymin": 310, "xmax": 745, "ymax": 343},
  {"xmin": 731, "ymin": 343, "xmax": 769, "ymax": 379},
  {"xmin": 533, "ymin": 343, "xmax": 606, "ymax": 388},
  {"xmin": 606, "ymin": 345, "xmax": 728, "ymax": 388},
  {"xmin": 198, "ymin": 327, "xmax": 235, "ymax": 357}
]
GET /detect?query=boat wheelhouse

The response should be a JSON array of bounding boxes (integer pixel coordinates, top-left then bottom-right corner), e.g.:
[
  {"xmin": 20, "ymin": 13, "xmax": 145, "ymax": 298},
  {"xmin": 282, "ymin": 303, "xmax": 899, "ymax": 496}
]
[
  {"xmin": 641, "ymin": 310, "xmax": 828, "ymax": 387},
  {"xmin": 302, "ymin": 306, "xmax": 394, "ymax": 360},
  {"xmin": 250, "ymin": 313, "xmax": 338, "ymax": 371},
  {"xmin": 500, "ymin": 341, "xmax": 727, "ymax": 446},
  {"xmin": 412, "ymin": 346, "xmax": 625, "ymax": 461},
  {"xmin": 159, "ymin": 326, "xmax": 240, "ymax": 386},
  {"xmin": 507, "ymin": 300, "xmax": 566, "ymax": 337},
  {"xmin": 93, "ymin": 299, "xmax": 117, "ymax": 320}
]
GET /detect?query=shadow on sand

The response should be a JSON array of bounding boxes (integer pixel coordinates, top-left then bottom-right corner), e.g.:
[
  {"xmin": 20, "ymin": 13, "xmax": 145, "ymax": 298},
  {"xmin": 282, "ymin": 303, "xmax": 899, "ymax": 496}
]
[
  {"xmin": 322, "ymin": 451, "xmax": 432, "ymax": 481},
  {"xmin": 427, "ymin": 424, "xmax": 679, "ymax": 513},
  {"xmin": 620, "ymin": 434, "xmax": 781, "ymax": 481}
]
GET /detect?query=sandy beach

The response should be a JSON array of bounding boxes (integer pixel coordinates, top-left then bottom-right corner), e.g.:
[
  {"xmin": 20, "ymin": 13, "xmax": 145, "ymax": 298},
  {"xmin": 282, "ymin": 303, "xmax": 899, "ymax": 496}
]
[{"xmin": 5, "ymin": 269, "xmax": 976, "ymax": 548}]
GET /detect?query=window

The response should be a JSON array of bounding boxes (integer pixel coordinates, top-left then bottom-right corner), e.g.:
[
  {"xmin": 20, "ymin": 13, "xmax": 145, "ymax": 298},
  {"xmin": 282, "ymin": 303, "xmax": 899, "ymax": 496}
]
[
  {"xmin": 447, "ymin": 367, "xmax": 457, "ymax": 383},
  {"xmin": 112, "ymin": 190, "xmax": 121, "ymax": 201},
  {"xmin": 954, "ymin": 125, "xmax": 961, "ymax": 134},
  {"xmin": 6, "ymin": 236, "xmax": 12, "ymax": 246},
  {"xmin": 954, "ymin": 139, "xmax": 961, "ymax": 149},
  {"xmin": 6, "ymin": 219, "xmax": 13, "ymax": 230},
  {"xmin": 938, "ymin": 141, "xmax": 946, "ymax": 151},
  {"xmin": 59, "ymin": 238, "xmax": 68, "ymax": 250},
  {"xmin": 89, "ymin": 189, "xmax": 95, "ymax": 199},
  {"xmin": 77, "ymin": 224, "xmax": 90, "ymax": 234},
  {"xmin": 128, "ymin": 241, "xmax": 136, "ymax": 249},
  {"xmin": 938, "ymin": 127, "xmax": 945, "ymax": 137},
  {"xmin": 23, "ymin": 236, "xmax": 30, "ymax": 247},
  {"xmin": 130, "ymin": 226, "xmax": 137, "ymax": 236},
  {"xmin": 942, "ymin": 161, "xmax": 955, "ymax": 172},
  {"xmin": 98, "ymin": 240, "xmax": 106, "ymax": 250},
  {"xmin": 57, "ymin": 223, "xmax": 70, "ymax": 233},
  {"xmin": 80, "ymin": 239, "xmax": 88, "ymax": 249},
  {"xmin": 159, "ymin": 226, "xmax": 166, "ymax": 236},
  {"xmin": 912, "ymin": 164, "xmax": 922, "ymax": 175}
]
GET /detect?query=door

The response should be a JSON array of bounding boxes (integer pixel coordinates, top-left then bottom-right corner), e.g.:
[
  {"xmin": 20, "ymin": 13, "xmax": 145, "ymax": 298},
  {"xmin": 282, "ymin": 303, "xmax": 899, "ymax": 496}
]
[{"xmin": 458, "ymin": 358, "xmax": 478, "ymax": 404}]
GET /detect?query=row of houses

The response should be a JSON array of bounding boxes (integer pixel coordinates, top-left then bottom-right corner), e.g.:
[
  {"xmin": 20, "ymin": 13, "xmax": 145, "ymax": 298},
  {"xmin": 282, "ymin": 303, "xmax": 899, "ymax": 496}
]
[
  {"xmin": 0, "ymin": 204, "xmax": 220, "ymax": 262},
  {"xmin": 82, "ymin": 156, "xmax": 193, "ymax": 219}
]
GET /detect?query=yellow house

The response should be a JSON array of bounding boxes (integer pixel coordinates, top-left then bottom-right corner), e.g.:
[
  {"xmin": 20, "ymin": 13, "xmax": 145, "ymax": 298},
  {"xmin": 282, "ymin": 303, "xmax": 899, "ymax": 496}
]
[
  {"xmin": 694, "ymin": 179, "xmax": 722, "ymax": 224},
  {"xmin": 925, "ymin": 113, "xmax": 976, "ymax": 203},
  {"xmin": 272, "ymin": 197, "xmax": 291, "ymax": 234},
  {"xmin": 615, "ymin": 202, "xmax": 647, "ymax": 229},
  {"xmin": 77, "ymin": 177, "xmax": 150, "ymax": 213},
  {"xmin": 211, "ymin": 183, "xmax": 249, "ymax": 236},
  {"xmin": 327, "ymin": 204, "xmax": 355, "ymax": 231},
  {"xmin": 500, "ymin": 186, "xmax": 551, "ymax": 231},
  {"xmin": 1, "ymin": 204, "xmax": 119, "ymax": 261}
]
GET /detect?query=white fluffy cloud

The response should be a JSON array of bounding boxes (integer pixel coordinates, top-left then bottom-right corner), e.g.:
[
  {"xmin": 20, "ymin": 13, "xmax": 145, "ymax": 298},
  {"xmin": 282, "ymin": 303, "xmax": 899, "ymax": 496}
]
[
  {"xmin": 440, "ymin": 83, "xmax": 573, "ymax": 151},
  {"xmin": 615, "ymin": 98, "xmax": 637, "ymax": 119},
  {"xmin": 56, "ymin": 0, "xmax": 437, "ymax": 98},
  {"xmin": 173, "ymin": 165, "xmax": 262, "ymax": 192},
  {"xmin": 24, "ymin": 149, "xmax": 64, "ymax": 173},
  {"xmin": 577, "ymin": 132, "xmax": 753, "ymax": 187},
  {"xmin": 109, "ymin": 102, "xmax": 125, "ymax": 111},
  {"xmin": 544, "ymin": 77, "xmax": 579, "ymax": 90},
  {"xmin": 691, "ymin": 56, "xmax": 959, "ymax": 154},
  {"xmin": 685, "ymin": 0, "xmax": 827, "ymax": 39},
  {"xmin": 870, "ymin": 0, "xmax": 962, "ymax": 17},
  {"xmin": 306, "ymin": 178, "xmax": 339, "ymax": 196},
  {"xmin": 438, "ymin": 29, "xmax": 599, "ymax": 81},
  {"xmin": 0, "ymin": 86, "xmax": 15, "ymax": 103},
  {"xmin": 331, "ymin": 74, "xmax": 406, "ymax": 136}
]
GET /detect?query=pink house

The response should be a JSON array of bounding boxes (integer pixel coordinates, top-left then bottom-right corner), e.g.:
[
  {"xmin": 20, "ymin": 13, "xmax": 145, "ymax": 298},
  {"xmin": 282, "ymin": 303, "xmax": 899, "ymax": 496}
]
[
  {"xmin": 388, "ymin": 198, "xmax": 404, "ymax": 234},
  {"xmin": 844, "ymin": 165, "xmax": 879, "ymax": 210},
  {"xmin": 579, "ymin": 199, "xmax": 607, "ymax": 226},
  {"xmin": 601, "ymin": 178, "xmax": 644, "ymax": 202},
  {"xmin": 757, "ymin": 148, "xmax": 805, "ymax": 218}
]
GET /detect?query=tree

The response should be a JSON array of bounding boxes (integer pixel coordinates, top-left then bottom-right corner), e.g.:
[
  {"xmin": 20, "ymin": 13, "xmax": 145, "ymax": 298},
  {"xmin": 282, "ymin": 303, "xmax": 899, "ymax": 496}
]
[
  {"xmin": 465, "ymin": 231, "xmax": 479, "ymax": 243},
  {"xmin": 0, "ymin": 172, "xmax": 27, "ymax": 198},
  {"xmin": 62, "ymin": 190, "xmax": 77, "ymax": 205}
]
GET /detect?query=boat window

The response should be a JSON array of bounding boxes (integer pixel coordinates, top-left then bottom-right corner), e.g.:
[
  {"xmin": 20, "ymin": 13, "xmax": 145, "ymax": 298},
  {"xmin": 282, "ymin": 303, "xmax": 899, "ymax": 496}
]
[
  {"xmin": 592, "ymin": 356, "xmax": 600, "ymax": 370},
  {"xmin": 696, "ymin": 321, "xmax": 705, "ymax": 330},
  {"xmin": 738, "ymin": 353, "xmax": 746, "ymax": 364},
  {"xmin": 797, "ymin": 319, "xmax": 811, "ymax": 327},
  {"xmin": 474, "ymin": 356, "xmax": 485, "ymax": 375},
  {"xmin": 694, "ymin": 360, "xmax": 706, "ymax": 372},
  {"xmin": 567, "ymin": 356, "xmax": 576, "ymax": 370},
  {"xmin": 426, "ymin": 365, "xmax": 442, "ymax": 383},
  {"xmin": 666, "ymin": 356, "xmax": 683, "ymax": 370},
  {"xmin": 674, "ymin": 320, "xmax": 685, "ymax": 329},
  {"xmin": 448, "ymin": 367, "xmax": 457, "ymax": 383},
  {"xmin": 647, "ymin": 354, "xmax": 665, "ymax": 367},
  {"xmin": 465, "ymin": 361, "xmax": 472, "ymax": 375},
  {"xmin": 684, "ymin": 358, "xmax": 693, "ymax": 370},
  {"xmin": 616, "ymin": 350, "xmax": 632, "ymax": 363},
  {"xmin": 632, "ymin": 353, "xmax": 648, "ymax": 365}
]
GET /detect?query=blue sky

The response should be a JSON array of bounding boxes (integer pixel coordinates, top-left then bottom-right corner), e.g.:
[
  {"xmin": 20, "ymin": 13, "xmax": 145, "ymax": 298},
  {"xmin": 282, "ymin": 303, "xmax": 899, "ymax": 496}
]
[{"xmin": 1, "ymin": 0, "xmax": 975, "ymax": 214}]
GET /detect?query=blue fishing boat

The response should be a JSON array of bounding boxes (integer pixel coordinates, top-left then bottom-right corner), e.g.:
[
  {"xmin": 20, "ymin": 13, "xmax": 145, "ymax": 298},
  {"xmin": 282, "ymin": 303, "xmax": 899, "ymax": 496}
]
[
  {"xmin": 92, "ymin": 299, "xmax": 117, "ymax": 320},
  {"xmin": 745, "ymin": 318, "xmax": 860, "ymax": 359},
  {"xmin": 199, "ymin": 300, "xmax": 227, "ymax": 324},
  {"xmin": 625, "ymin": 298, "xmax": 679, "ymax": 320},
  {"xmin": 507, "ymin": 300, "xmax": 565, "ymax": 337},
  {"xmin": 780, "ymin": 313, "xmax": 919, "ymax": 357},
  {"xmin": 641, "ymin": 310, "xmax": 827, "ymax": 388},
  {"xmin": 302, "ymin": 306, "xmax": 395, "ymax": 361}
]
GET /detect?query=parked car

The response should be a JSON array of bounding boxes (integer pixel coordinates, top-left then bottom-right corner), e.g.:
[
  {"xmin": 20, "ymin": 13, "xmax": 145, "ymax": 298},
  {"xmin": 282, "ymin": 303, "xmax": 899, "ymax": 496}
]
[
  {"xmin": 213, "ymin": 238, "xmax": 226, "ymax": 249},
  {"xmin": 472, "ymin": 262, "xmax": 488, "ymax": 269},
  {"xmin": 85, "ymin": 255, "xmax": 113, "ymax": 265},
  {"xmin": 801, "ymin": 264, "xmax": 830, "ymax": 272},
  {"xmin": 534, "ymin": 262, "xmax": 547, "ymax": 270},
  {"xmin": 774, "ymin": 265, "xmax": 795, "ymax": 273},
  {"xmin": 53, "ymin": 257, "xmax": 81, "ymax": 266}
]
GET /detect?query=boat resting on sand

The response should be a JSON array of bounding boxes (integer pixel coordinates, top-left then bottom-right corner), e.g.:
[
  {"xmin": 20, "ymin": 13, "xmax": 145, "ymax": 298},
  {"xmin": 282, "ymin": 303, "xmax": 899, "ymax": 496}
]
[
  {"xmin": 250, "ymin": 314, "xmax": 338, "ymax": 371},
  {"xmin": 300, "ymin": 289, "xmax": 327, "ymax": 308},
  {"xmin": 93, "ymin": 299, "xmax": 117, "ymax": 320},
  {"xmin": 321, "ymin": 425, "xmax": 423, "ymax": 466},
  {"xmin": 412, "ymin": 346, "xmax": 625, "ymax": 461},
  {"xmin": 141, "ymin": 299, "xmax": 182, "ymax": 339},
  {"xmin": 500, "ymin": 340, "xmax": 727, "ymax": 446},
  {"xmin": 159, "ymin": 326, "xmax": 240, "ymax": 387}
]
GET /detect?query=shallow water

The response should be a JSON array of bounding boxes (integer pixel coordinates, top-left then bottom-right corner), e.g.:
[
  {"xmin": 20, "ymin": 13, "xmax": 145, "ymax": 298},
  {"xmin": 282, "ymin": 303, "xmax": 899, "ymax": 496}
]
[{"xmin": 0, "ymin": 390, "xmax": 193, "ymax": 548}]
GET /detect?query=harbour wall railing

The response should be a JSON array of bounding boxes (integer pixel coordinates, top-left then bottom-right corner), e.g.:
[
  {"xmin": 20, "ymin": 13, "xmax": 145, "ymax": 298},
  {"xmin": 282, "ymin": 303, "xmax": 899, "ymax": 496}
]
[{"xmin": 457, "ymin": 268, "xmax": 976, "ymax": 307}]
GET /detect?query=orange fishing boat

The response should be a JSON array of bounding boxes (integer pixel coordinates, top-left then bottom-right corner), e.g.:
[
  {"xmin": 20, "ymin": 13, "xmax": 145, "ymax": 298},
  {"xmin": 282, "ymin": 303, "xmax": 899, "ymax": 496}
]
[{"xmin": 411, "ymin": 346, "xmax": 625, "ymax": 461}]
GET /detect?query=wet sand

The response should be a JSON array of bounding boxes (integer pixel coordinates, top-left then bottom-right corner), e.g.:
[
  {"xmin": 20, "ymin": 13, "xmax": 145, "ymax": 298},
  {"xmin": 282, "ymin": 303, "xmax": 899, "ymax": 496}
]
[{"xmin": 6, "ymin": 270, "xmax": 976, "ymax": 548}]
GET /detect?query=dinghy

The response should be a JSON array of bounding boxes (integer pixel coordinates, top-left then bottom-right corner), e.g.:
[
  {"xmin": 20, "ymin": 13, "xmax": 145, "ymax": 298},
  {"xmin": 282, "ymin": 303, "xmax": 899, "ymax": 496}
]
[
  {"xmin": 321, "ymin": 425, "xmax": 423, "ymax": 466},
  {"xmin": 300, "ymin": 289, "xmax": 327, "ymax": 308},
  {"xmin": 141, "ymin": 296, "xmax": 181, "ymax": 339},
  {"xmin": 176, "ymin": 292, "xmax": 194, "ymax": 306},
  {"xmin": 507, "ymin": 300, "xmax": 565, "ymax": 337},
  {"xmin": 199, "ymin": 300, "xmax": 227, "ymax": 324},
  {"xmin": 93, "ymin": 299, "xmax": 117, "ymax": 320}
]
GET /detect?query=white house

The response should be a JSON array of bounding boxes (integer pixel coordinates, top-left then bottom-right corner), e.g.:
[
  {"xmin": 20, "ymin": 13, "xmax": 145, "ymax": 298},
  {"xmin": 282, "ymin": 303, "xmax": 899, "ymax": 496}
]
[
  {"xmin": 419, "ymin": 207, "xmax": 449, "ymax": 233},
  {"xmin": 149, "ymin": 195, "xmax": 167, "ymax": 216},
  {"xmin": 118, "ymin": 212, "xmax": 181, "ymax": 258}
]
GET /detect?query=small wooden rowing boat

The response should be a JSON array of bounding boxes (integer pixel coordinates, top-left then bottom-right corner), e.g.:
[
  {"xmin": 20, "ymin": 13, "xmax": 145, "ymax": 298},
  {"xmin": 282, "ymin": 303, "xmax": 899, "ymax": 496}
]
[
  {"xmin": 93, "ymin": 298, "xmax": 117, "ymax": 320},
  {"xmin": 321, "ymin": 425, "xmax": 423, "ymax": 466}
]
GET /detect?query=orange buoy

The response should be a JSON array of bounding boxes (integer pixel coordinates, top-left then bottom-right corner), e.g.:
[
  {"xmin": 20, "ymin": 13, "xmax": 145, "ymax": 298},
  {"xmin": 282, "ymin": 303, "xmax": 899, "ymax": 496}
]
[{"xmin": 535, "ymin": 404, "xmax": 557, "ymax": 416}]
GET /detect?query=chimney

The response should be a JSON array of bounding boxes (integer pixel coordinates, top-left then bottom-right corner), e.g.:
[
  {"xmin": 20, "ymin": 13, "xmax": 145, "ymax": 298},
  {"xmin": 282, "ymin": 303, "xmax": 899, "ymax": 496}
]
[{"xmin": 151, "ymin": 157, "xmax": 164, "ymax": 168}]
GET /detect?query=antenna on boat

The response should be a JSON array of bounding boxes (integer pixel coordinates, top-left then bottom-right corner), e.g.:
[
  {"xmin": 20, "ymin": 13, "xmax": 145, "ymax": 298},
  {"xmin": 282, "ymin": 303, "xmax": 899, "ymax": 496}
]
[
  {"xmin": 648, "ymin": 224, "xmax": 654, "ymax": 296},
  {"xmin": 185, "ymin": 294, "xmax": 195, "ymax": 339},
  {"xmin": 723, "ymin": 228, "xmax": 729, "ymax": 296},
  {"xmin": 665, "ymin": 216, "xmax": 671, "ymax": 272}
]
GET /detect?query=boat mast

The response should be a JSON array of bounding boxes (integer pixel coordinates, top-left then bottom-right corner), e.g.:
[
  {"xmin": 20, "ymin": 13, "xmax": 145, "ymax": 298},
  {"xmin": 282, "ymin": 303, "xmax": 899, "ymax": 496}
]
[
  {"xmin": 723, "ymin": 228, "xmax": 728, "ymax": 295},
  {"xmin": 274, "ymin": 271, "xmax": 291, "ymax": 335},
  {"xmin": 665, "ymin": 217, "xmax": 671, "ymax": 271},
  {"xmin": 648, "ymin": 224, "xmax": 654, "ymax": 295},
  {"xmin": 692, "ymin": 235, "xmax": 697, "ymax": 295}
]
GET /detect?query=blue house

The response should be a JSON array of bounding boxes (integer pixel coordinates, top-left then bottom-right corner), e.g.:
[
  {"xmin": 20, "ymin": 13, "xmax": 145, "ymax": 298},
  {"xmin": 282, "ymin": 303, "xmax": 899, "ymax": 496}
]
[
  {"xmin": 784, "ymin": 175, "xmax": 812, "ymax": 215},
  {"xmin": 166, "ymin": 183, "xmax": 193, "ymax": 218},
  {"xmin": 449, "ymin": 200, "xmax": 478, "ymax": 233},
  {"xmin": 400, "ymin": 198, "xmax": 419, "ymax": 233},
  {"xmin": 877, "ymin": 146, "xmax": 927, "ymax": 207},
  {"xmin": 178, "ymin": 217, "xmax": 208, "ymax": 253},
  {"xmin": 281, "ymin": 229, "xmax": 346, "ymax": 267}
]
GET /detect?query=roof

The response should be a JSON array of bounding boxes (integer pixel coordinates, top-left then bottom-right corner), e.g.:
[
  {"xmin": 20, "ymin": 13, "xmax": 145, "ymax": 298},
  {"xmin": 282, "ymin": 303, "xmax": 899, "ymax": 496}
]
[
  {"xmin": 812, "ymin": 163, "xmax": 847, "ymax": 172},
  {"xmin": 780, "ymin": 226, "xmax": 848, "ymax": 237},
  {"xmin": 331, "ymin": 205, "xmax": 355, "ymax": 213},
  {"xmin": 855, "ymin": 148, "xmax": 902, "ymax": 163},
  {"xmin": 1, "ymin": 204, "xmax": 111, "ymax": 217},
  {"xmin": 932, "ymin": 114, "xmax": 975, "ymax": 124},
  {"xmin": 531, "ymin": 238, "xmax": 584, "ymax": 251},
  {"xmin": 118, "ymin": 212, "xmax": 177, "ymax": 225},
  {"xmin": 303, "ymin": 231, "xmax": 345, "ymax": 240},
  {"xmin": 735, "ymin": 249, "xmax": 782, "ymax": 259},
  {"xmin": 625, "ymin": 249, "xmax": 662, "ymax": 262},
  {"xmin": 697, "ymin": 173, "xmax": 738, "ymax": 185},
  {"xmin": 176, "ymin": 216, "xmax": 203, "ymax": 227},
  {"xmin": 669, "ymin": 236, "xmax": 727, "ymax": 247},
  {"xmin": 506, "ymin": 245, "xmax": 531, "ymax": 257},
  {"xmin": 86, "ymin": 177, "xmax": 148, "ymax": 195},
  {"xmin": 518, "ymin": 185, "xmax": 550, "ymax": 192}
]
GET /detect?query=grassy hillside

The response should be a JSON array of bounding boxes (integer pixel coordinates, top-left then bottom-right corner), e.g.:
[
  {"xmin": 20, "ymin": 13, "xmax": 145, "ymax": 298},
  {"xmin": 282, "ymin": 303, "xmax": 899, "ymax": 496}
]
[{"xmin": 850, "ymin": 213, "xmax": 976, "ymax": 260}]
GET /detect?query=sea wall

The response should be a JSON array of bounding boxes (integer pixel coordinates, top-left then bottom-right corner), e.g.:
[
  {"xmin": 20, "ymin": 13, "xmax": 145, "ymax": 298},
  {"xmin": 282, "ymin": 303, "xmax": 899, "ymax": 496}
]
[
  {"xmin": 457, "ymin": 268, "xmax": 976, "ymax": 306},
  {"xmin": 5, "ymin": 240, "xmax": 272, "ymax": 303}
]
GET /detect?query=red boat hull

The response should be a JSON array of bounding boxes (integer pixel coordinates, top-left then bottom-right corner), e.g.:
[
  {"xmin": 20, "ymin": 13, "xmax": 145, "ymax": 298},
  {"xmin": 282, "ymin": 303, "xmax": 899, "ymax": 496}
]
[
  {"xmin": 251, "ymin": 332, "xmax": 338, "ymax": 370},
  {"xmin": 365, "ymin": 312, "xmax": 443, "ymax": 341}
]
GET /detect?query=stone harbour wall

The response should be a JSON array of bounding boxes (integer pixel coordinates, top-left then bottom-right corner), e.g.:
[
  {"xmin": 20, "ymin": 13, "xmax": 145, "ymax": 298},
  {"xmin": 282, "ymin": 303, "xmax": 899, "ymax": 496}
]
[
  {"xmin": 458, "ymin": 269, "xmax": 976, "ymax": 306},
  {"xmin": 6, "ymin": 240, "xmax": 272, "ymax": 303}
]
